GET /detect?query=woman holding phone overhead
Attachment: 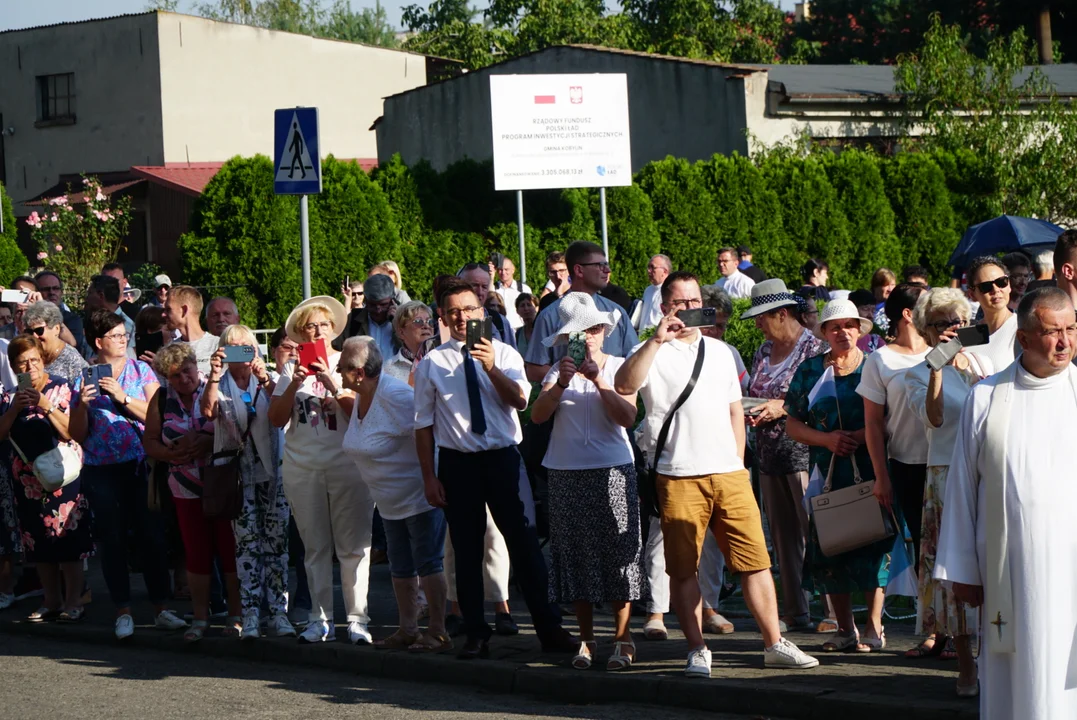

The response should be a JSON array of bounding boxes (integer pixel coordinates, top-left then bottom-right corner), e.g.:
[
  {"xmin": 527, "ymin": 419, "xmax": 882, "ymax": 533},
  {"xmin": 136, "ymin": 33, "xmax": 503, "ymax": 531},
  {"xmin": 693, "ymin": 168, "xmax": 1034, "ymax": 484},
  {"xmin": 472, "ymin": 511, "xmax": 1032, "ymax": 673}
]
[
  {"xmin": 268, "ymin": 296, "xmax": 376, "ymax": 646},
  {"xmin": 69, "ymin": 310, "xmax": 183, "ymax": 641},
  {"xmin": 202, "ymin": 325, "xmax": 295, "ymax": 641}
]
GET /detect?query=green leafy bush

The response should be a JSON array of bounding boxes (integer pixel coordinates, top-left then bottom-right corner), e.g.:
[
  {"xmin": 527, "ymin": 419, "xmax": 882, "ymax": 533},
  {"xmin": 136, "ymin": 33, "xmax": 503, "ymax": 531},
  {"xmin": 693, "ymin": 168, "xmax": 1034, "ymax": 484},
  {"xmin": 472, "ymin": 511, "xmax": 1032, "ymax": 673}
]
[
  {"xmin": 0, "ymin": 182, "xmax": 28, "ymax": 281},
  {"xmin": 882, "ymin": 153, "xmax": 959, "ymax": 285},
  {"xmin": 725, "ymin": 298, "xmax": 766, "ymax": 370},
  {"xmin": 636, "ymin": 157, "xmax": 720, "ymax": 283}
]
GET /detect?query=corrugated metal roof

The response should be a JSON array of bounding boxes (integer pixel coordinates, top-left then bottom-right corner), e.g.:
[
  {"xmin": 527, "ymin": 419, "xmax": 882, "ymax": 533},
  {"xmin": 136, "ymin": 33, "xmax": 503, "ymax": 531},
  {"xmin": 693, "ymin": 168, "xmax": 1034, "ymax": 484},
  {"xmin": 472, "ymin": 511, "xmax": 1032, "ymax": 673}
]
[{"xmin": 0, "ymin": 11, "xmax": 155, "ymax": 36}]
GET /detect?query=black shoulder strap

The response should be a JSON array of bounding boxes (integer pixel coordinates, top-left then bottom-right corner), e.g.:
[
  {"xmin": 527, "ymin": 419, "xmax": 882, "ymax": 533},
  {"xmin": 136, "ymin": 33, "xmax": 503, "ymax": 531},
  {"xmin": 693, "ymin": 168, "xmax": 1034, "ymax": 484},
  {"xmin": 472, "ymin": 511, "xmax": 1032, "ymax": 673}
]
[{"xmin": 651, "ymin": 339, "xmax": 706, "ymax": 474}]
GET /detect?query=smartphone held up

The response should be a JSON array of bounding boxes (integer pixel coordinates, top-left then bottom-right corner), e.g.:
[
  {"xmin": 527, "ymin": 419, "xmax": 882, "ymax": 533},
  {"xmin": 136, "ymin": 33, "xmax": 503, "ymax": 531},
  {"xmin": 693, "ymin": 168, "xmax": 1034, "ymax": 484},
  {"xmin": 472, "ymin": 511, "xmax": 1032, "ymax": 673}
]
[
  {"xmin": 925, "ymin": 324, "xmax": 990, "ymax": 371},
  {"xmin": 466, "ymin": 318, "xmax": 493, "ymax": 351}
]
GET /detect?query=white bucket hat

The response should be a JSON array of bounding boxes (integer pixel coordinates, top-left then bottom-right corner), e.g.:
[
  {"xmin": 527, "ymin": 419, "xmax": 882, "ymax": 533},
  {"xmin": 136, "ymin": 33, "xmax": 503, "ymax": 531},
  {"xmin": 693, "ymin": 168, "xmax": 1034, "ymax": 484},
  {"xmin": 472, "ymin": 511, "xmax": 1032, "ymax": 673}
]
[
  {"xmin": 814, "ymin": 299, "xmax": 874, "ymax": 340},
  {"xmin": 542, "ymin": 292, "xmax": 619, "ymax": 347},
  {"xmin": 123, "ymin": 283, "xmax": 142, "ymax": 303},
  {"xmin": 285, "ymin": 295, "xmax": 348, "ymax": 344}
]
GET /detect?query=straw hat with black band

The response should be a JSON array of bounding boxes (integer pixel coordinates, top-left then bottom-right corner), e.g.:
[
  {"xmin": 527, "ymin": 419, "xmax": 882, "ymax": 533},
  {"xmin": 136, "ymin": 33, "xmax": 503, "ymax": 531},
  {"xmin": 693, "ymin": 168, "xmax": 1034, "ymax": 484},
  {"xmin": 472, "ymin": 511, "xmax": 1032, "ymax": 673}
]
[{"xmin": 739, "ymin": 279, "xmax": 803, "ymax": 320}]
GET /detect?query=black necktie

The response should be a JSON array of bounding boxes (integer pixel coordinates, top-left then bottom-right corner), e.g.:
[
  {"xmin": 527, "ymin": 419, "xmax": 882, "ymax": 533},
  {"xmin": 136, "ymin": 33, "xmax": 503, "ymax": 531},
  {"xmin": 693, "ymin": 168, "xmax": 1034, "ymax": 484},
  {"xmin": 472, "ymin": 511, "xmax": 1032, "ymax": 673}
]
[{"xmin": 461, "ymin": 348, "xmax": 487, "ymax": 435}]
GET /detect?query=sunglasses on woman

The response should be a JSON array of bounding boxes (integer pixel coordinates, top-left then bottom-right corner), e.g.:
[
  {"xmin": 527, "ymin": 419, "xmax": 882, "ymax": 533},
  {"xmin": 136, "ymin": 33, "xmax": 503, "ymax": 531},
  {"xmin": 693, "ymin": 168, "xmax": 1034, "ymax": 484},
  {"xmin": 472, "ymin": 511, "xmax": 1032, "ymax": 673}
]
[
  {"xmin": 974, "ymin": 276, "xmax": 1009, "ymax": 294},
  {"xmin": 26, "ymin": 326, "xmax": 47, "ymax": 337}
]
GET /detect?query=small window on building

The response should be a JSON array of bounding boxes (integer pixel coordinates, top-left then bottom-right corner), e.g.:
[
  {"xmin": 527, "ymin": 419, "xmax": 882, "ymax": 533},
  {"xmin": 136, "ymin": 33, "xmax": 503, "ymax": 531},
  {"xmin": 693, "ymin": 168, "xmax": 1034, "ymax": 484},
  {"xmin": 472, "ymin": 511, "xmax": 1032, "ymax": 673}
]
[{"xmin": 36, "ymin": 73, "xmax": 76, "ymax": 123}]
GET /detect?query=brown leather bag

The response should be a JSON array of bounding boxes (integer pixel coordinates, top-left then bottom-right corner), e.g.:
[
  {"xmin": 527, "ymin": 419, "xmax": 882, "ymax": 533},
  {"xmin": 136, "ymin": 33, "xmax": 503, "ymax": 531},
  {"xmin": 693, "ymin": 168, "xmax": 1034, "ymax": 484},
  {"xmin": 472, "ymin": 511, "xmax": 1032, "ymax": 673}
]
[{"xmin": 201, "ymin": 387, "xmax": 259, "ymax": 521}]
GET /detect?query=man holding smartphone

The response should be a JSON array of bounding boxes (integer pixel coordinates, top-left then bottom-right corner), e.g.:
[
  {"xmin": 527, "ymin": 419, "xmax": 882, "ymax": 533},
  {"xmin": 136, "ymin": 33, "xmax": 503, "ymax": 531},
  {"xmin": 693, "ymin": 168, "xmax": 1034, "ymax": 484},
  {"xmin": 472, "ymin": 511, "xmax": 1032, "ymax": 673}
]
[{"xmin": 414, "ymin": 277, "xmax": 575, "ymax": 659}]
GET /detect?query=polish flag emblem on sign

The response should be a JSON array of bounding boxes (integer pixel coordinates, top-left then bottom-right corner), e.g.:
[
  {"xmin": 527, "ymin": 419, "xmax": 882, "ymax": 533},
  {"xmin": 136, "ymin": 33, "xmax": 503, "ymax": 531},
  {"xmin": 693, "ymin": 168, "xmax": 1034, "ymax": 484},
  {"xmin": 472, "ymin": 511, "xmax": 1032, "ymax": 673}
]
[
  {"xmin": 569, "ymin": 86, "xmax": 583, "ymax": 104},
  {"xmin": 534, "ymin": 94, "xmax": 556, "ymax": 104}
]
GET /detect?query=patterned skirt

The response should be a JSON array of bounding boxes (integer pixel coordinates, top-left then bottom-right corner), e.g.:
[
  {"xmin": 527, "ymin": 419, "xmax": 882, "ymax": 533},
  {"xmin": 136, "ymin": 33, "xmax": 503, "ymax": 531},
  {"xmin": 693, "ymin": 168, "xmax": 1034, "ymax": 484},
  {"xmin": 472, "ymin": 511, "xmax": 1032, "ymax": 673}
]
[
  {"xmin": 917, "ymin": 465, "xmax": 979, "ymax": 637},
  {"xmin": 0, "ymin": 454, "xmax": 22, "ymax": 556},
  {"xmin": 546, "ymin": 463, "xmax": 646, "ymax": 604}
]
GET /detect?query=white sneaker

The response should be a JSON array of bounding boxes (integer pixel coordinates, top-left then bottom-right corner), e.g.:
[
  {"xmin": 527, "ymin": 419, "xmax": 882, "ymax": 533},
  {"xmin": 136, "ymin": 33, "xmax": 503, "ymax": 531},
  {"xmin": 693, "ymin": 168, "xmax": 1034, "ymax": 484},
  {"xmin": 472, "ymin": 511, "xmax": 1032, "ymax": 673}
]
[
  {"xmin": 155, "ymin": 609, "xmax": 188, "ymax": 631},
  {"xmin": 764, "ymin": 637, "xmax": 820, "ymax": 669},
  {"xmin": 241, "ymin": 615, "xmax": 261, "ymax": 640},
  {"xmin": 685, "ymin": 646, "xmax": 712, "ymax": 678},
  {"xmin": 0, "ymin": 592, "xmax": 14, "ymax": 611},
  {"xmin": 298, "ymin": 620, "xmax": 335, "ymax": 643},
  {"xmin": 268, "ymin": 614, "xmax": 296, "ymax": 638},
  {"xmin": 348, "ymin": 621, "xmax": 373, "ymax": 645},
  {"xmin": 115, "ymin": 613, "xmax": 135, "ymax": 640}
]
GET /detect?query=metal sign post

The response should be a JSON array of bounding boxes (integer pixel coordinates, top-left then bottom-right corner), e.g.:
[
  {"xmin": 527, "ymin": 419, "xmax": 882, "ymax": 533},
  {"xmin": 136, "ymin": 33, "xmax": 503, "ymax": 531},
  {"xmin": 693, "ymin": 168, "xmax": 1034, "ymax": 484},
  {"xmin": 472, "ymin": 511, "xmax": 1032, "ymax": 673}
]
[
  {"xmin": 274, "ymin": 107, "xmax": 322, "ymax": 300},
  {"xmin": 516, "ymin": 191, "xmax": 527, "ymax": 286},
  {"xmin": 599, "ymin": 187, "xmax": 609, "ymax": 258}
]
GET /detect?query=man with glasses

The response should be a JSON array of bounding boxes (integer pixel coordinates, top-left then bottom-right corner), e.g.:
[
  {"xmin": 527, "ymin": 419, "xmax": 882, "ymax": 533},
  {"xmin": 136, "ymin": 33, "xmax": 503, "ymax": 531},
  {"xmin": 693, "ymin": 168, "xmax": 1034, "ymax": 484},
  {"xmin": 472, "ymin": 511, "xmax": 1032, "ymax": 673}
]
[
  {"xmin": 525, "ymin": 241, "xmax": 637, "ymax": 383},
  {"xmin": 86, "ymin": 275, "xmax": 137, "ymax": 358},
  {"xmin": 337, "ymin": 274, "xmax": 399, "ymax": 358},
  {"xmin": 414, "ymin": 277, "xmax": 576, "ymax": 659},
  {"xmin": 163, "ymin": 285, "xmax": 217, "ymax": 373},
  {"xmin": 458, "ymin": 263, "xmax": 517, "ymax": 351},
  {"xmin": 538, "ymin": 252, "xmax": 571, "ymax": 312},
  {"xmin": 34, "ymin": 271, "xmax": 90, "ymax": 358},
  {"xmin": 714, "ymin": 247, "xmax": 755, "ymax": 300},
  {"xmin": 614, "ymin": 271, "xmax": 818, "ymax": 678},
  {"xmin": 345, "ymin": 280, "xmax": 365, "ymax": 311}
]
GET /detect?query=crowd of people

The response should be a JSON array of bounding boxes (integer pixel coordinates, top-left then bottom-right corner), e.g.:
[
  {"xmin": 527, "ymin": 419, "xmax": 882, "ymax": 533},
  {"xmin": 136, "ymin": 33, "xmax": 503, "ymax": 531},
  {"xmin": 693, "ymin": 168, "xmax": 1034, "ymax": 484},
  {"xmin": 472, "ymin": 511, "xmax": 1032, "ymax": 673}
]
[{"xmin": 0, "ymin": 232, "xmax": 1074, "ymax": 715}]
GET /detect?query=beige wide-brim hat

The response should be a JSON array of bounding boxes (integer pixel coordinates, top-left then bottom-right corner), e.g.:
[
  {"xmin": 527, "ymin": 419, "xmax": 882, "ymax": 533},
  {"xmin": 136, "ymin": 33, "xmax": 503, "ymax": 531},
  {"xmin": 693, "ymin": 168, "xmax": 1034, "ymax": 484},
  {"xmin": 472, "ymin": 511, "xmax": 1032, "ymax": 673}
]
[
  {"xmin": 285, "ymin": 295, "xmax": 348, "ymax": 344},
  {"xmin": 814, "ymin": 299, "xmax": 874, "ymax": 340},
  {"xmin": 542, "ymin": 292, "xmax": 618, "ymax": 347}
]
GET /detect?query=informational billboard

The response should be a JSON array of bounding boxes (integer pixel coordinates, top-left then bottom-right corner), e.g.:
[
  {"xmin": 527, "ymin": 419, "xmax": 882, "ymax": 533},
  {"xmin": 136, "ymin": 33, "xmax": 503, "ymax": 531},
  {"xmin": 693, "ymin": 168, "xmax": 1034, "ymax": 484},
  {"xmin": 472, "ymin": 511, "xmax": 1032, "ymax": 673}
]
[{"xmin": 489, "ymin": 74, "xmax": 632, "ymax": 191}]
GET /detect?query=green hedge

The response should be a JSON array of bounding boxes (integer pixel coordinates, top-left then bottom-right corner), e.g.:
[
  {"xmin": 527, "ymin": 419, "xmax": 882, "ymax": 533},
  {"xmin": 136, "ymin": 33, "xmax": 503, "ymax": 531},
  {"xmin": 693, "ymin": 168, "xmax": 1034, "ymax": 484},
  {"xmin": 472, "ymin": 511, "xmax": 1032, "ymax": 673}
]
[
  {"xmin": 178, "ymin": 149, "xmax": 999, "ymax": 329},
  {"xmin": 1, "ymin": 182, "xmax": 28, "ymax": 281}
]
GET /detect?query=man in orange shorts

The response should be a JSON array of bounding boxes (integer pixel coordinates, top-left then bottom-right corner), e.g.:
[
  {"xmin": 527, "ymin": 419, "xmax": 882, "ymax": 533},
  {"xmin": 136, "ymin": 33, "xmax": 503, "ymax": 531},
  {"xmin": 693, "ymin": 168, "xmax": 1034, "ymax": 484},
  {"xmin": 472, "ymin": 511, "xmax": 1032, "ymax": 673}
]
[{"xmin": 616, "ymin": 271, "xmax": 818, "ymax": 678}]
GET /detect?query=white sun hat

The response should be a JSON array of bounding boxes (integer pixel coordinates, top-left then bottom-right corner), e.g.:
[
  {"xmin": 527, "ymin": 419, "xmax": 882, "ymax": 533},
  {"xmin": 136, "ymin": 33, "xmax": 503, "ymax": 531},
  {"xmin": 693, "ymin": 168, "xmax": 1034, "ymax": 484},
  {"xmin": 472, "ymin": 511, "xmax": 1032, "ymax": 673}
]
[
  {"xmin": 285, "ymin": 295, "xmax": 348, "ymax": 344},
  {"xmin": 814, "ymin": 299, "xmax": 874, "ymax": 340},
  {"xmin": 123, "ymin": 283, "xmax": 142, "ymax": 303},
  {"xmin": 542, "ymin": 292, "xmax": 619, "ymax": 347}
]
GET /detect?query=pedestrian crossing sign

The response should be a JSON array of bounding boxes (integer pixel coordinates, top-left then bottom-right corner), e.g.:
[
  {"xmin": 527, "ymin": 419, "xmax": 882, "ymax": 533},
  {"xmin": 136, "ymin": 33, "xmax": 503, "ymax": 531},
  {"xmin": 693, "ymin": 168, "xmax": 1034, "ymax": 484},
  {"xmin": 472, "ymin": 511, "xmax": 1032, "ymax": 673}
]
[{"xmin": 274, "ymin": 107, "xmax": 322, "ymax": 195}]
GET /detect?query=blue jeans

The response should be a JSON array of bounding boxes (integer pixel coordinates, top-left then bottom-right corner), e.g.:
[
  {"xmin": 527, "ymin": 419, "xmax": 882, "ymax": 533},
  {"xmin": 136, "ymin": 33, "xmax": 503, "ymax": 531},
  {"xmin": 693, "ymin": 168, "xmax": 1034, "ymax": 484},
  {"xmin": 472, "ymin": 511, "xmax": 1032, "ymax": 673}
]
[
  {"xmin": 382, "ymin": 508, "xmax": 447, "ymax": 579},
  {"xmin": 81, "ymin": 461, "xmax": 171, "ymax": 608}
]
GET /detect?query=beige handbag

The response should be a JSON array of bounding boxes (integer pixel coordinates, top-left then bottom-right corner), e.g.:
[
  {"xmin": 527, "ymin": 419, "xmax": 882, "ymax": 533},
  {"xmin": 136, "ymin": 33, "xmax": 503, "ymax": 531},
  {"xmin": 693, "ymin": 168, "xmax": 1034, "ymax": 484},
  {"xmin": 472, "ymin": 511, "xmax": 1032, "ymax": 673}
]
[{"xmin": 811, "ymin": 454, "xmax": 893, "ymax": 558}]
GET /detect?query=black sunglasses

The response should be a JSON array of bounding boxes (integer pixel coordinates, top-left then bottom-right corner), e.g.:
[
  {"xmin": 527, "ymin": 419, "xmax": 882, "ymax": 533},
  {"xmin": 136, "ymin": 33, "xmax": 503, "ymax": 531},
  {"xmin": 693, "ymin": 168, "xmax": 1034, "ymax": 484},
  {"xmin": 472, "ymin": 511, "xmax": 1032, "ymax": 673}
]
[
  {"xmin": 974, "ymin": 276, "xmax": 1009, "ymax": 294},
  {"xmin": 27, "ymin": 326, "xmax": 47, "ymax": 337}
]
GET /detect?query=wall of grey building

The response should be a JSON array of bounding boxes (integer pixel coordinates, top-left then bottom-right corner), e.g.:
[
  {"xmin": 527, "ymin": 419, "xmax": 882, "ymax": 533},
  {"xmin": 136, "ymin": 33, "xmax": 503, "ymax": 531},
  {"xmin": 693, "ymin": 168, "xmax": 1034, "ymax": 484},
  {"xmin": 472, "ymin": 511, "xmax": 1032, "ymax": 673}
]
[
  {"xmin": 0, "ymin": 13, "xmax": 166, "ymax": 206},
  {"xmin": 377, "ymin": 46, "xmax": 752, "ymax": 172}
]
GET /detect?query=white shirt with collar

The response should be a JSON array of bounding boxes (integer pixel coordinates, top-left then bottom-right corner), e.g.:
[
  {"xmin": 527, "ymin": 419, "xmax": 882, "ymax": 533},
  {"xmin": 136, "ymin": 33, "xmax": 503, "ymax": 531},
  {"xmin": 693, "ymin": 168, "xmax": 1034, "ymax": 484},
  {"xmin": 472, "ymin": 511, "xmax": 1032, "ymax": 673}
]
[
  {"xmin": 639, "ymin": 283, "xmax": 665, "ymax": 331},
  {"xmin": 413, "ymin": 337, "xmax": 530, "ymax": 453},
  {"xmin": 717, "ymin": 271, "xmax": 756, "ymax": 299},
  {"xmin": 633, "ymin": 332, "xmax": 744, "ymax": 477},
  {"xmin": 497, "ymin": 279, "xmax": 532, "ymax": 331},
  {"xmin": 0, "ymin": 338, "xmax": 14, "ymax": 392}
]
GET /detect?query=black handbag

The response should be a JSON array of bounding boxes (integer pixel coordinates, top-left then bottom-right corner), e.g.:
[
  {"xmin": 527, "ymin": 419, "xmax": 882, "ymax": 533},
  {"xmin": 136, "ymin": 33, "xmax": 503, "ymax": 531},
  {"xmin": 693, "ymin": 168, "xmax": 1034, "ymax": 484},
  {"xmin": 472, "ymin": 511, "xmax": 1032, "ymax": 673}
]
[{"xmin": 639, "ymin": 339, "xmax": 706, "ymax": 517}]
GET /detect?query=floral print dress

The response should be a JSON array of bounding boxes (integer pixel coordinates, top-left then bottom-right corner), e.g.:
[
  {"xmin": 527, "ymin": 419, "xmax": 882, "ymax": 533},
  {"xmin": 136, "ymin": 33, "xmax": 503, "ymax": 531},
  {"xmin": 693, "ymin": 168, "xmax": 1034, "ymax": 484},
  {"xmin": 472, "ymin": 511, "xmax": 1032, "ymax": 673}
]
[{"xmin": 1, "ymin": 379, "xmax": 93, "ymax": 563}]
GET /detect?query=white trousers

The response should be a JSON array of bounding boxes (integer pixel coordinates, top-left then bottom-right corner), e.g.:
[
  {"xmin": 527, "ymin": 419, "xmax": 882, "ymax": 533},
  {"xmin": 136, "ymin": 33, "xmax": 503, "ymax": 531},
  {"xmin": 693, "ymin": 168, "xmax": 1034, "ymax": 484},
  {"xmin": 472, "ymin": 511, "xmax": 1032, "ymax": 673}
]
[
  {"xmin": 282, "ymin": 460, "xmax": 375, "ymax": 624},
  {"xmin": 644, "ymin": 516, "xmax": 727, "ymax": 613}
]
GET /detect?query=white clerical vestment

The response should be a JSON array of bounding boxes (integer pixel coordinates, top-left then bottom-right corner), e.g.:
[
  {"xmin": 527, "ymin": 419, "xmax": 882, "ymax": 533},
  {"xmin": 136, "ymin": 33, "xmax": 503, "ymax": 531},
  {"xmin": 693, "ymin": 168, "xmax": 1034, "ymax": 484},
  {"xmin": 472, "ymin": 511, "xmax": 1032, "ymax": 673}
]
[{"xmin": 936, "ymin": 361, "xmax": 1077, "ymax": 720}]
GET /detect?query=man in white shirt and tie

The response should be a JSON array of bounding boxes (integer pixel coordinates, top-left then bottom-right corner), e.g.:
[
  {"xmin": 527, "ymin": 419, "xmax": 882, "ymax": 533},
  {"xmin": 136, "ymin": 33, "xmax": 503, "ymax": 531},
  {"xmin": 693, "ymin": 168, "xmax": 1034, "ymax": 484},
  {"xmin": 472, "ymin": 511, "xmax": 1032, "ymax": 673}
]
[
  {"xmin": 714, "ymin": 247, "xmax": 755, "ymax": 300},
  {"xmin": 414, "ymin": 277, "xmax": 576, "ymax": 660},
  {"xmin": 637, "ymin": 254, "xmax": 671, "ymax": 331}
]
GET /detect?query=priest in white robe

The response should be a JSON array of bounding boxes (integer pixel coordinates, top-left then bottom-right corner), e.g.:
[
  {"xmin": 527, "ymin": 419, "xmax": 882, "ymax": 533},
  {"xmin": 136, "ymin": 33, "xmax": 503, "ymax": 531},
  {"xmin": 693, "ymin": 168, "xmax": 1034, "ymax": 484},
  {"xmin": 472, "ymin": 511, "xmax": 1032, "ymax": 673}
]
[{"xmin": 936, "ymin": 286, "xmax": 1077, "ymax": 718}]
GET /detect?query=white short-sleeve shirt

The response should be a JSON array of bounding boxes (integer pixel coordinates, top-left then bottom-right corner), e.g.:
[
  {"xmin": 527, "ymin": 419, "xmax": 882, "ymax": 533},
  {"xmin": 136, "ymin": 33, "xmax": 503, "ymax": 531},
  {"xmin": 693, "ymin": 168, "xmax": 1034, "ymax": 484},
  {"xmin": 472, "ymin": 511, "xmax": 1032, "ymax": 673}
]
[
  {"xmin": 634, "ymin": 333, "xmax": 744, "ymax": 477},
  {"xmin": 413, "ymin": 338, "xmax": 529, "ymax": 453},
  {"xmin": 855, "ymin": 344, "xmax": 930, "ymax": 464},
  {"xmin": 272, "ymin": 353, "xmax": 349, "ymax": 469},
  {"xmin": 541, "ymin": 356, "xmax": 634, "ymax": 471}
]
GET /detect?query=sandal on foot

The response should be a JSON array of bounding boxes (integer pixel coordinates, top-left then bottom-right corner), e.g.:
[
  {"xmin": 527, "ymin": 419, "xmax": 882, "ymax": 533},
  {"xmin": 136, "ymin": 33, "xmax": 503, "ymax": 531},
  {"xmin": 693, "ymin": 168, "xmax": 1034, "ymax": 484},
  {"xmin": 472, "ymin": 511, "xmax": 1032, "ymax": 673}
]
[
  {"xmin": 572, "ymin": 640, "xmax": 597, "ymax": 669},
  {"xmin": 27, "ymin": 606, "xmax": 61, "ymax": 623},
  {"xmin": 642, "ymin": 619, "xmax": 668, "ymax": 641},
  {"xmin": 941, "ymin": 636, "xmax": 958, "ymax": 660},
  {"xmin": 184, "ymin": 620, "xmax": 209, "ymax": 643},
  {"xmin": 57, "ymin": 607, "xmax": 85, "ymax": 623},
  {"xmin": 905, "ymin": 636, "xmax": 944, "ymax": 659},
  {"xmin": 376, "ymin": 628, "xmax": 421, "ymax": 649},
  {"xmin": 822, "ymin": 631, "xmax": 859, "ymax": 652},
  {"xmin": 856, "ymin": 629, "xmax": 886, "ymax": 653},
  {"xmin": 816, "ymin": 617, "xmax": 839, "ymax": 634},
  {"xmin": 407, "ymin": 631, "xmax": 453, "ymax": 653},
  {"xmin": 703, "ymin": 613, "xmax": 735, "ymax": 635},
  {"xmin": 606, "ymin": 640, "xmax": 636, "ymax": 671},
  {"xmin": 222, "ymin": 616, "xmax": 243, "ymax": 638}
]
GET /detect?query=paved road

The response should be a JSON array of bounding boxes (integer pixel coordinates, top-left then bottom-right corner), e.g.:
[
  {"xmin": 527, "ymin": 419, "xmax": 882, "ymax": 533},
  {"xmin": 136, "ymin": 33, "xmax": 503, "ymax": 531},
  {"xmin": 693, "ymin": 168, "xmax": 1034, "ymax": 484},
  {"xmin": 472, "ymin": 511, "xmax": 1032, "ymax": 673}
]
[{"xmin": 1, "ymin": 634, "xmax": 783, "ymax": 720}]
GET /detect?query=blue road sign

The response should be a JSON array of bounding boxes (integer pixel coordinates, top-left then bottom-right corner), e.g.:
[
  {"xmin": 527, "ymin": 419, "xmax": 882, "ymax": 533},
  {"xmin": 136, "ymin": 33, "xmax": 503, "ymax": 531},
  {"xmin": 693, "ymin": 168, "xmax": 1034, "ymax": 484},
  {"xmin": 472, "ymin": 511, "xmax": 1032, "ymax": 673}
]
[{"xmin": 274, "ymin": 107, "xmax": 322, "ymax": 195}]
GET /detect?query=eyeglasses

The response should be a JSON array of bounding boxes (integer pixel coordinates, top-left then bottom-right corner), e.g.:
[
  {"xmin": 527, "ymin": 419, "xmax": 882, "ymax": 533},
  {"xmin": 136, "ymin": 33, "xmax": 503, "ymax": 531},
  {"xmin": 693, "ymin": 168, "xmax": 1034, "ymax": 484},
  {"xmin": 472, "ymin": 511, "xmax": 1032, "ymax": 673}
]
[
  {"xmin": 928, "ymin": 318, "xmax": 964, "ymax": 333},
  {"xmin": 1009, "ymin": 272, "xmax": 1031, "ymax": 283},
  {"xmin": 1038, "ymin": 325, "xmax": 1077, "ymax": 340},
  {"xmin": 27, "ymin": 326, "xmax": 47, "ymax": 337},
  {"xmin": 443, "ymin": 306, "xmax": 481, "ymax": 319},
  {"xmin": 578, "ymin": 262, "xmax": 611, "ymax": 271},
  {"xmin": 409, "ymin": 318, "xmax": 434, "ymax": 328},
  {"xmin": 37, "ymin": 285, "xmax": 61, "ymax": 294},
  {"xmin": 303, "ymin": 322, "xmax": 332, "ymax": 332},
  {"xmin": 103, "ymin": 332, "xmax": 129, "ymax": 341},
  {"xmin": 350, "ymin": 292, "xmax": 364, "ymax": 298},
  {"xmin": 241, "ymin": 391, "xmax": 257, "ymax": 417},
  {"xmin": 974, "ymin": 276, "xmax": 1010, "ymax": 294},
  {"xmin": 668, "ymin": 298, "xmax": 702, "ymax": 309}
]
